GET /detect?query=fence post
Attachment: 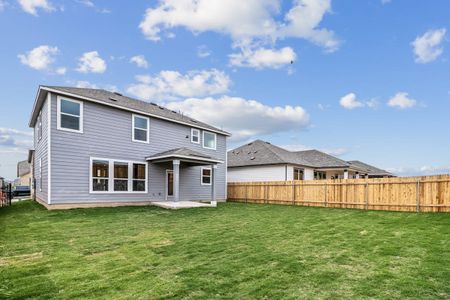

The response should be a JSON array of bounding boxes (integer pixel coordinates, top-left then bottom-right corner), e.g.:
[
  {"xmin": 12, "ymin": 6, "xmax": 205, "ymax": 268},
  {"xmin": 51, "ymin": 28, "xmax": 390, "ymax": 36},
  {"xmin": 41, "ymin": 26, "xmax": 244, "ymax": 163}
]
[
  {"xmin": 292, "ymin": 182, "xmax": 296, "ymax": 205},
  {"xmin": 365, "ymin": 182, "xmax": 369, "ymax": 210},
  {"xmin": 8, "ymin": 183, "xmax": 12, "ymax": 206},
  {"xmin": 245, "ymin": 185, "xmax": 248, "ymax": 203},
  {"xmin": 416, "ymin": 179, "xmax": 420, "ymax": 212},
  {"xmin": 264, "ymin": 184, "xmax": 268, "ymax": 204},
  {"xmin": 324, "ymin": 183, "xmax": 328, "ymax": 207}
]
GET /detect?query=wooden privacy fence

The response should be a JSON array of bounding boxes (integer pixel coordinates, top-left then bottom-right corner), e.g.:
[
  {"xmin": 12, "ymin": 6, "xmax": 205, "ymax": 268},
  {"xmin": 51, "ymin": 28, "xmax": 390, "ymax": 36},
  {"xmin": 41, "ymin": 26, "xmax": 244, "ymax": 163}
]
[{"xmin": 227, "ymin": 174, "xmax": 450, "ymax": 212}]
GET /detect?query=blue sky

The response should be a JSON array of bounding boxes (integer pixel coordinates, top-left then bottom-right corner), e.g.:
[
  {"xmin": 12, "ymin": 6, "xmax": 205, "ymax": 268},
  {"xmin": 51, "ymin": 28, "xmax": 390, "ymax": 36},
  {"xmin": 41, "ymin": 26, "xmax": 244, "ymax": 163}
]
[{"xmin": 1, "ymin": 0, "xmax": 450, "ymax": 180}]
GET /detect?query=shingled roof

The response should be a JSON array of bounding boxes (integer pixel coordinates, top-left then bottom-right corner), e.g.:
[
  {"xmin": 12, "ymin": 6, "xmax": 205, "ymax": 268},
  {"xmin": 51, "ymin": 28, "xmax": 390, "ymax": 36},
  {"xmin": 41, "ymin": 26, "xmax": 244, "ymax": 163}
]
[
  {"xmin": 348, "ymin": 160, "xmax": 393, "ymax": 177},
  {"xmin": 228, "ymin": 140, "xmax": 321, "ymax": 168},
  {"xmin": 228, "ymin": 140, "xmax": 369, "ymax": 171},
  {"xmin": 29, "ymin": 86, "xmax": 230, "ymax": 136}
]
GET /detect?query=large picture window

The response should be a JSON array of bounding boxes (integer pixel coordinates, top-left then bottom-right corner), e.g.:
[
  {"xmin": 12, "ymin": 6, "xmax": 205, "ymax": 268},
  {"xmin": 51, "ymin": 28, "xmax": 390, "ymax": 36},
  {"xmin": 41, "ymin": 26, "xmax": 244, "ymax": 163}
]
[
  {"xmin": 202, "ymin": 131, "xmax": 216, "ymax": 150},
  {"xmin": 132, "ymin": 114, "xmax": 149, "ymax": 143},
  {"xmin": 90, "ymin": 158, "xmax": 147, "ymax": 193},
  {"xmin": 57, "ymin": 97, "xmax": 83, "ymax": 133}
]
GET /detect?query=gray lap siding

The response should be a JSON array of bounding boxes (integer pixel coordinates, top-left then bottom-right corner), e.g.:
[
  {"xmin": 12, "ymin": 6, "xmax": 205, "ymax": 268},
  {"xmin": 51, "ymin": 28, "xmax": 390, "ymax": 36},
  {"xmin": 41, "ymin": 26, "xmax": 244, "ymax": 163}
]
[
  {"xmin": 34, "ymin": 97, "xmax": 49, "ymax": 202},
  {"xmin": 49, "ymin": 93, "xmax": 226, "ymax": 204}
]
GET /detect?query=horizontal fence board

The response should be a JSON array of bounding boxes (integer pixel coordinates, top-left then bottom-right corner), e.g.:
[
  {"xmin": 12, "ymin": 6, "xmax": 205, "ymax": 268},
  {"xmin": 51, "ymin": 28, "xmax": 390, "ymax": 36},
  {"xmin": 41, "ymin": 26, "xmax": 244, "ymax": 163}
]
[{"xmin": 227, "ymin": 174, "xmax": 450, "ymax": 213}]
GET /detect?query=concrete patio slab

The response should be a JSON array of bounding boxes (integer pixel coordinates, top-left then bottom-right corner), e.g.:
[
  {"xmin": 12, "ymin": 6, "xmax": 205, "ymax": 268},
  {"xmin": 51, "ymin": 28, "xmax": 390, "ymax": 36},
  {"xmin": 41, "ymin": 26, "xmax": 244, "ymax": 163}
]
[{"xmin": 151, "ymin": 201, "xmax": 216, "ymax": 210}]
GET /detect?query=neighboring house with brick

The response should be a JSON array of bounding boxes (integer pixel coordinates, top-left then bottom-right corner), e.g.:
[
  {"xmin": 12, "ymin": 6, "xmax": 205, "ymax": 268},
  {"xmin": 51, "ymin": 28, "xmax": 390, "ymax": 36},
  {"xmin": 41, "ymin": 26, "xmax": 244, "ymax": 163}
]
[
  {"xmin": 16, "ymin": 160, "xmax": 31, "ymax": 187},
  {"xmin": 29, "ymin": 86, "xmax": 229, "ymax": 208},
  {"xmin": 227, "ymin": 140, "xmax": 393, "ymax": 182}
]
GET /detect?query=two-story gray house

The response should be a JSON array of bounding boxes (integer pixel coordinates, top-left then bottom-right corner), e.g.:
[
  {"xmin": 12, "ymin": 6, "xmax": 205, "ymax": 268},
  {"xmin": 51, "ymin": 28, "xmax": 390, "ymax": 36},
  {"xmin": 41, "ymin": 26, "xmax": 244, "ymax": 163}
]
[{"xmin": 29, "ymin": 86, "xmax": 229, "ymax": 209}]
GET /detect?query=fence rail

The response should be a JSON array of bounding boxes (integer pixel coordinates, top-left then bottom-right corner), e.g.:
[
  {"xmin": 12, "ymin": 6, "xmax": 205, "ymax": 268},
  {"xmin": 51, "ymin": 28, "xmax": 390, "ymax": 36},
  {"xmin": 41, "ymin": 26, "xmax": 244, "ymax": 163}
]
[{"xmin": 227, "ymin": 174, "xmax": 450, "ymax": 212}]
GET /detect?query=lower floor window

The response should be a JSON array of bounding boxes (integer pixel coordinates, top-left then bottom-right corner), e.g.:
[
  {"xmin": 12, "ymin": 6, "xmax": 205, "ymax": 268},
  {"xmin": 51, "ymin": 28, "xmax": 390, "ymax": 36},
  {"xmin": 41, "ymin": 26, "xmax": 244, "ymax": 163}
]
[
  {"xmin": 314, "ymin": 171, "xmax": 327, "ymax": 180},
  {"xmin": 201, "ymin": 167, "xmax": 212, "ymax": 185},
  {"xmin": 91, "ymin": 158, "xmax": 147, "ymax": 193},
  {"xmin": 293, "ymin": 168, "xmax": 304, "ymax": 180}
]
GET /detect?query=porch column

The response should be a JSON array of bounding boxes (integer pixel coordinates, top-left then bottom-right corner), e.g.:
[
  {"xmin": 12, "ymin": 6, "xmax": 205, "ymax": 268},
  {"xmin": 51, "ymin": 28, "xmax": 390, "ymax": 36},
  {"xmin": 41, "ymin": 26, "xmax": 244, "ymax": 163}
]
[
  {"xmin": 173, "ymin": 159, "xmax": 180, "ymax": 202},
  {"xmin": 211, "ymin": 165, "xmax": 217, "ymax": 207},
  {"xmin": 355, "ymin": 172, "xmax": 360, "ymax": 179},
  {"xmin": 343, "ymin": 169, "xmax": 349, "ymax": 179},
  {"xmin": 365, "ymin": 174, "xmax": 369, "ymax": 179}
]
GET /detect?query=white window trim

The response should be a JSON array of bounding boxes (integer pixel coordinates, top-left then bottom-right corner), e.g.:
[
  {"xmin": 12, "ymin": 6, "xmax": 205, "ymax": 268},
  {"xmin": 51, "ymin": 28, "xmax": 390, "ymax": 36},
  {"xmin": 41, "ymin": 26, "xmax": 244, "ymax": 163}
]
[
  {"xmin": 191, "ymin": 128, "xmax": 200, "ymax": 144},
  {"xmin": 132, "ymin": 114, "xmax": 150, "ymax": 144},
  {"xmin": 38, "ymin": 111, "xmax": 42, "ymax": 141},
  {"xmin": 57, "ymin": 96, "xmax": 84, "ymax": 133},
  {"xmin": 201, "ymin": 167, "xmax": 212, "ymax": 186},
  {"xmin": 89, "ymin": 157, "xmax": 148, "ymax": 194},
  {"xmin": 202, "ymin": 131, "xmax": 217, "ymax": 150}
]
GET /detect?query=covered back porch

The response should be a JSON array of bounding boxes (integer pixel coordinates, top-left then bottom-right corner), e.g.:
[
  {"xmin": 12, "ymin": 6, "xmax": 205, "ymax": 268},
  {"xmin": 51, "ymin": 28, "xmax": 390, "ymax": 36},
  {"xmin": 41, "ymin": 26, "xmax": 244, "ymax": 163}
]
[{"xmin": 146, "ymin": 148, "xmax": 223, "ymax": 208}]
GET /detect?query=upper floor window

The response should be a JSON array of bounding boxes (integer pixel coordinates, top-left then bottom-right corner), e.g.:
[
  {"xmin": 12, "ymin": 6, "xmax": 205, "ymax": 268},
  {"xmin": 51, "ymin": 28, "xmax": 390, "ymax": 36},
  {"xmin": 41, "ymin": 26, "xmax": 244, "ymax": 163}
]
[
  {"xmin": 132, "ymin": 114, "xmax": 149, "ymax": 143},
  {"xmin": 203, "ymin": 131, "xmax": 216, "ymax": 150},
  {"xmin": 37, "ymin": 111, "xmax": 42, "ymax": 141},
  {"xmin": 293, "ymin": 168, "xmax": 304, "ymax": 180},
  {"xmin": 191, "ymin": 128, "xmax": 200, "ymax": 144},
  {"xmin": 57, "ymin": 97, "xmax": 83, "ymax": 133}
]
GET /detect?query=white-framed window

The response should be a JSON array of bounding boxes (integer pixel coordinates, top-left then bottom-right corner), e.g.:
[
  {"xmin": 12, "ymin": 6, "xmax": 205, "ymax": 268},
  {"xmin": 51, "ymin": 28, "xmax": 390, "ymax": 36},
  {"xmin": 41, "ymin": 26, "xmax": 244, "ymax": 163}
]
[
  {"xmin": 57, "ymin": 96, "xmax": 83, "ymax": 133},
  {"xmin": 37, "ymin": 111, "xmax": 42, "ymax": 141},
  {"xmin": 294, "ymin": 168, "xmax": 304, "ymax": 180},
  {"xmin": 191, "ymin": 128, "xmax": 200, "ymax": 144},
  {"xmin": 90, "ymin": 157, "xmax": 147, "ymax": 193},
  {"xmin": 201, "ymin": 167, "xmax": 212, "ymax": 185},
  {"xmin": 202, "ymin": 131, "xmax": 216, "ymax": 150},
  {"xmin": 132, "ymin": 114, "xmax": 149, "ymax": 143},
  {"xmin": 39, "ymin": 158, "xmax": 42, "ymax": 192}
]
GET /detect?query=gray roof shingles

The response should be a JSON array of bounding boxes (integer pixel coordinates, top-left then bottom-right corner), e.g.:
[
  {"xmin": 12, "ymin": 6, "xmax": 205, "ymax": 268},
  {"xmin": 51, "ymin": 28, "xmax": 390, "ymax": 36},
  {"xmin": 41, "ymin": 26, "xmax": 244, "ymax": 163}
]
[
  {"xmin": 146, "ymin": 147, "xmax": 221, "ymax": 162},
  {"xmin": 228, "ymin": 140, "xmax": 386, "ymax": 173},
  {"xmin": 40, "ymin": 86, "xmax": 229, "ymax": 136},
  {"xmin": 348, "ymin": 160, "xmax": 392, "ymax": 176}
]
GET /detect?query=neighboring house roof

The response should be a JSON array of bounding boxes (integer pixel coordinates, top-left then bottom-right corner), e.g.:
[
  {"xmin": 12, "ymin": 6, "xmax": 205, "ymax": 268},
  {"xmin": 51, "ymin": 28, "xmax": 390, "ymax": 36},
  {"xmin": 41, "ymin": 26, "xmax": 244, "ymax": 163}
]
[
  {"xmin": 228, "ymin": 140, "xmax": 316, "ymax": 168},
  {"xmin": 17, "ymin": 160, "xmax": 31, "ymax": 177},
  {"xmin": 348, "ymin": 160, "xmax": 393, "ymax": 177},
  {"xmin": 146, "ymin": 147, "xmax": 223, "ymax": 164},
  {"xmin": 29, "ymin": 86, "xmax": 230, "ymax": 136},
  {"xmin": 294, "ymin": 149, "xmax": 350, "ymax": 168},
  {"xmin": 28, "ymin": 149, "xmax": 34, "ymax": 164},
  {"xmin": 228, "ymin": 140, "xmax": 369, "ymax": 172}
]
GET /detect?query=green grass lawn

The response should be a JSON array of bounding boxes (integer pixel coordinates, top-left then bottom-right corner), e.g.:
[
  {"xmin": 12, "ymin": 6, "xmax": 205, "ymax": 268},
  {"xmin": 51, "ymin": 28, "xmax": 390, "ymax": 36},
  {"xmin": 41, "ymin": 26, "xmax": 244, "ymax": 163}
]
[{"xmin": 1, "ymin": 201, "xmax": 449, "ymax": 299}]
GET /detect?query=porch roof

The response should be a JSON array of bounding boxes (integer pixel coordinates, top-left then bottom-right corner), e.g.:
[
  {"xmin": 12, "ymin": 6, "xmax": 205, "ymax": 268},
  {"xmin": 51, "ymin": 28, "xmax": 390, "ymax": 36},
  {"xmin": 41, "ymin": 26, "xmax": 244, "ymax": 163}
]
[{"xmin": 146, "ymin": 147, "xmax": 224, "ymax": 164}]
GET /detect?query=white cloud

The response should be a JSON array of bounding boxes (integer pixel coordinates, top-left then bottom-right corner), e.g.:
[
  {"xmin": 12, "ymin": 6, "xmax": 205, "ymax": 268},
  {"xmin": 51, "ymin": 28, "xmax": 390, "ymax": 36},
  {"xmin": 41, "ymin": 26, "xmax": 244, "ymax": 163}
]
[
  {"xmin": 126, "ymin": 69, "xmax": 231, "ymax": 101},
  {"xmin": 366, "ymin": 98, "xmax": 379, "ymax": 109},
  {"xmin": 412, "ymin": 28, "xmax": 446, "ymax": 63},
  {"xmin": 18, "ymin": 0, "xmax": 54, "ymax": 15},
  {"xmin": 76, "ymin": 51, "xmax": 107, "ymax": 73},
  {"xmin": 74, "ymin": 80, "xmax": 118, "ymax": 92},
  {"xmin": 130, "ymin": 55, "xmax": 149, "ymax": 68},
  {"xmin": 77, "ymin": 0, "xmax": 94, "ymax": 7},
  {"xmin": 197, "ymin": 45, "xmax": 211, "ymax": 58},
  {"xmin": 0, "ymin": 1, "xmax": 6, "ymax": 11},
  {"xmin": 229, "ymin": 46, "xmax": 296, "ymax": 69},
  {"xmin": 340, "ymin": 93, "xmax": 364, "ymax": 109},
  {"xmin": 56, "ymin": 67, "xmax": 66, "ymax": 75},
  {"xmin": 0, "ymin": 128, "xmax": 33, "ymax": 150},
  {"xmin": 0, "ymin": 128, "xmax": 33, "ymax": 137},
  {"xmin": 165, "ymin": 96, "xmax": 309, "ymax": 141},
  {"xmin": 18, "ymin": 45, "xmax": 59, "ymax": 71},
  {"xmin": 387, "ymin": 92, "xmax": 417, "ymax": 109},
  {"xmin": 381, "ymin": 0, "xmax": 391, "ymax": 4},
  {"xmin": 139, "ymin": 0, "xmax": 340, "ymax": 52}
]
